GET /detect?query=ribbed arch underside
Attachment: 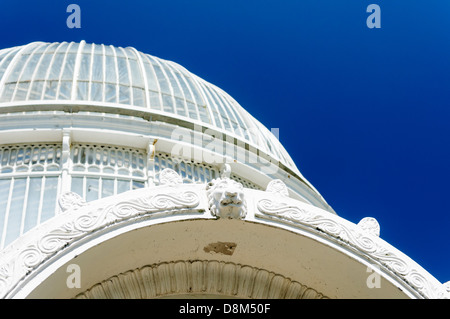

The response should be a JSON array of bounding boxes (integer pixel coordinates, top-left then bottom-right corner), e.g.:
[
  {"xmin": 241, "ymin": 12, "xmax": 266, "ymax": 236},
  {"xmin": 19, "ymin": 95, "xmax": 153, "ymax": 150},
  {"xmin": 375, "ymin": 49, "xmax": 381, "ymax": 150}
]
[
  {"xmin": 75, "ymin": 260, "xmax": 328, "ymax": 299},
  {"xmin": 0, "ymin": 41, "xmax": 295, "ymax": 170}
]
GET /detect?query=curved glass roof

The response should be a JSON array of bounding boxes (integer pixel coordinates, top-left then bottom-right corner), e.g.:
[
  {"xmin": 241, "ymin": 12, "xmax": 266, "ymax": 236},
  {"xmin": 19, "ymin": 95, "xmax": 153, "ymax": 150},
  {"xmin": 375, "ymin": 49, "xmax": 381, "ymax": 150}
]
[{"xmin": 0, "ymin": 41, "xmax": 299, "ymax": 174}]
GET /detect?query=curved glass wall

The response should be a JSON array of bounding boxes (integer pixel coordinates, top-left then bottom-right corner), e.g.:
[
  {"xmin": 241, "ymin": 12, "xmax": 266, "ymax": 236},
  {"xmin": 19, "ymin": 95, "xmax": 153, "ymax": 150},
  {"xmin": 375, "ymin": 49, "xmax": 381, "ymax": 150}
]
[
  {"xmin": 70, "ymin": 144, "xmax": 147, "ymax": 202},
  {"xmin": 0, "ymin": 144, "xmax": 61, "ymax": 248},
  {"xmin": 0, "ymin": 142, "xmax": 260, "ymax": 249}
]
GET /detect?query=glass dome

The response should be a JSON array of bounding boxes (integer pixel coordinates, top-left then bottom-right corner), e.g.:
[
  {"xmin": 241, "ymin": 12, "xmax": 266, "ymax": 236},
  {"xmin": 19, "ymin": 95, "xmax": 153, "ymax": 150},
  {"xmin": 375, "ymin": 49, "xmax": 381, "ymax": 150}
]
[
  {"xmin": 0, "ymin": 41, "xmax": 333, "ymax": 250},
  {"xmin": 0, "ymin": 40, "xmax": 298, "ymax": 174}
]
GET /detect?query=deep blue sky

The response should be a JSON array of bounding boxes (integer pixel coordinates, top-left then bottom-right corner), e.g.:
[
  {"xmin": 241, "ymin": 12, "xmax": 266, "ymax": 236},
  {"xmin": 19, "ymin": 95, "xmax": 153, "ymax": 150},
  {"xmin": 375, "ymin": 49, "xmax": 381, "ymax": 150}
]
[{"xmin": 0, "ymin": 1, "xmax": 449, "ymax": 284}]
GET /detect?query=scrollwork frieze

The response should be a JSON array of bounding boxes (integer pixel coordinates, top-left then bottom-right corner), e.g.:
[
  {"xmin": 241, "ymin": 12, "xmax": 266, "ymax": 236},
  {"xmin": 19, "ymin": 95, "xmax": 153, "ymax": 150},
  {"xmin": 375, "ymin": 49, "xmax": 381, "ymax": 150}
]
[
  {"xmin": 0, "ymin": 188, "xmax": 202, "ymax": 298},
  {"xmin": 255, "ymin": 196, "xmax": 448, "ymax": 299}
]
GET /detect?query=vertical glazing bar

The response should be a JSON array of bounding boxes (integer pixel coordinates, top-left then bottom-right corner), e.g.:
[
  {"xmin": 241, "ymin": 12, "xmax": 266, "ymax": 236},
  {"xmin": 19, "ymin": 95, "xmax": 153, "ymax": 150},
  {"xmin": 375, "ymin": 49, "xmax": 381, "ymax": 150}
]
[
  {"xmin": 131, "ymin": 48, "xmax": 150, "ymax": 109},
  {"xmin": 142, "ymin": 54, "xmax": 163, "ymax": 109},
  {"xmin": 60, "ymin": 130, "xmax": 72, "ymax": 196},
  {"xmin": 146, "ymin": 139, "xmax": 156, "ymax": 187},
  {"xmin": 19, "ymin": 176, "xmax": 30, "ymax": 236},
  {"xmin": 36, "ymin": 176, "xmax": 46, "ymax": 225},
  {"xmin": 70, "ymin": 40, "xmax": 85, "ymax": 100},
  {"xmin": 40, "ymin": 42, "xmax": 65, "ymax": 100}
]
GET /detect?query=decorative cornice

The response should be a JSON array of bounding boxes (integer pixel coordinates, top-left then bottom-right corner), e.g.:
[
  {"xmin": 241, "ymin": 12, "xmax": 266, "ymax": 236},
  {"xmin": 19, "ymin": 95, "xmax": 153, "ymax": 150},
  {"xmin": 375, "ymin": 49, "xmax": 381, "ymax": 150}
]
[
  {"xmin": 254, "ymin": 187, "xmax": 449, "ymax": 299},
  {"xmin": 0, "ymin": 181, "xmax": 447, "ymax": 299},
  {"xmin": 74, "ymin": 260, "xmax": 328, "ymax": 299}
]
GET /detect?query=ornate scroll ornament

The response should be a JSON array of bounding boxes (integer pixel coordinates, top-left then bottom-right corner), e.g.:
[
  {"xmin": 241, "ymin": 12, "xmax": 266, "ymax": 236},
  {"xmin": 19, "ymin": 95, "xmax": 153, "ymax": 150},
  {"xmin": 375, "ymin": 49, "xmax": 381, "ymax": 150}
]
[
  {"xmin": 159, "ymin": 168, "xmax": 183, "ymax": 186},
  {"xmin": 206, "ymin": 177, "xmax": 247, "ymax": 220},
  {"xmin": 444, "ymin": 281, "xmax": 450, "ymax": 293},
  {"xmin": 357, "ymin": 217, "xmax": 380, "ymax": 237},
  {"xmin": 0, "ymin": 187, "xmax": 201, "ymax": 299},
  {"xmin": 266, "ymin": 179, "xmax": 289, "ymax": 197},
  {"xmin": 58, "ymin": 192, "xmax": 87, "ymax": 213},
  {"xmin": 255, "ymin": 196, "xmax": 449, "ymax": 299}
]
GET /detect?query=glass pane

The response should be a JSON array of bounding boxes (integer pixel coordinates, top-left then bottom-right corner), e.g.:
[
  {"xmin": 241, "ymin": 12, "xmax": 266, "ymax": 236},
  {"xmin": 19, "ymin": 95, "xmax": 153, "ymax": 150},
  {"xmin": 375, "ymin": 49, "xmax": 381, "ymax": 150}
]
[
  {"xmin": 175, "ymin": 72, "xmax": 193, "ymax": 102},
  {"xmin": 43, "ymin": 80, "xmax": 58, "ymax": 99},
  {"xmin": 132, "ymin": 87, "xmax": 145, "ymax": 107},
  {"xmin": 148, "ymin": 90, "xmax": 161, "ymax": 110},
  {"xmin": 152, "ymin": 64, "xmax": 170, "ymax": 94},
  {"xmin": 83, "ymin": 43, "xmax": 93, "ymax": 54},
  {"xmin": 101, "ymin": 178, "xmax": 114, "ymax": 198},
  {"xmin": 187, "ymin": 102, "xmax": 198, "ymax": 120},
  {"xmin": 61, "ymin": 53, "xmax": 76, "ymax": 80},
  {"xmin": 48, "ymin": 53, "xmax": 65, "ymax": 80},
  {"xmin": 162, "ymin": 94, "xmax": 174, "ymax": 113},
  {"xmin": 76, "ymin": 81, "xmax": 88, "ymax": 100},
  {"xmin": 71, "ymin": 176, "xmax": 84, "ymax": 197},
  {"xmin": 86, "ymin": 177, "xmax": 99, "ymax": 202},
  {"xmin": 20, "ymin": 53, "xmax": 41, "ymax": 81},
  {"xmin": 13, "ymin": 82, "xmax": 30, "ymax": 101},
  {"xmin": 68, "ymin": 42, "xmax": 80, "ymax": 53},
  {"xmin": 58, "ymin": 80, "xmax": 72, "ymax": 100},
  {"xmin": 132, "ymin": 180, "xmax": 145, "ymax": 190},
  {"xmin": 117, "ymin": 58, "xmax": 129, "ymax": 84},
  {"xmin": 175, "ymin": 98, "xmax": 186, "ymax": 117},
  {"xmin": 0, "ymin": 179, "xmax": 11, "ymax": 245},
  {"xmin": 7, "ymin": 54, "xmax": 28, "ymax": 82},
  {"xmin": 78, "ymin": 54, "xmax": 91, "ymax": 81},
  {"xmin": 90, "ymin": 82, "xmax": 103, "ymax": 102},
  {"xmin": 23, "ymin": 177, "xmax": 42, "ymax": 233},
  {"xmin": 0, "ymin": 83, "xmax": 15, "ymax": 102},
  {"xmin": 40, "ymin": 177, "xmax": 58, "ymax": 222},
  {"xmin": 164, "ymin": 67, "xmax": 182, "ymax": 98},
  {"xmin": 34, "ymin": 53, "xmax": 52, "ymax": 80},
  {"xmin": 91, "ymin": 54, "xmax": 103, "ymax": 82},
  {"xmin": 105, "ymin": 55, "xmax": 117, "ymax": 83},
  {"xmin": 119, "ymin": 85, "xmax": 130, "ymax": 104},
  {"xmin": 117, "ymin": 179, "xmax": 130, "ymax": 194},
  {"xmin": 128, "ymin": 58, "xmax": 144, "ymax": 87},
  {"xmin": 184, "ymin": 76, "xmax": 205, "ymax": 106},
  {"xmin": 142, "ymin": 60, "xmax": 158, "ymax": 92},
  {"xmin": 0, "ymin": 50, "xmax": 18, "ymax": 81},
  {"xmin": 105, "ymin": 83, "xmax": 117, "ymax": 103},
  {"xmin": 4, "ymin": 178, "xmax": 27, "ymax": 246},
  {"xmin": 28, "ymin": 80, "xmax": 44, "ymax": 100}
]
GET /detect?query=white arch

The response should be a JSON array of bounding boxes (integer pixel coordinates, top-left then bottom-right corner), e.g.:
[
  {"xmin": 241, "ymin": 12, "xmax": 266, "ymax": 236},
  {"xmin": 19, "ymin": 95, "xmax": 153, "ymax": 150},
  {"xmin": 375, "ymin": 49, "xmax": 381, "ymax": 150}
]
[{"xmin": 0, "ymin": 180, "xmax": 447, "ymax": 299}]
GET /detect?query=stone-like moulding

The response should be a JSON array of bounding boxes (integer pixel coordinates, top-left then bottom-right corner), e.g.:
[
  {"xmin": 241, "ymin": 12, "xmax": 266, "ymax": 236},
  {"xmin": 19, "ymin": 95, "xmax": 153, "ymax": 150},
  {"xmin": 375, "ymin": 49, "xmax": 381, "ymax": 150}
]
[
  {"xmin": 74, "ymin": 260, "xmax": 328, "ymax": 299},
  {"xmin": 255, "ymin": 194, "xmax": 449, "ymax": 299}
]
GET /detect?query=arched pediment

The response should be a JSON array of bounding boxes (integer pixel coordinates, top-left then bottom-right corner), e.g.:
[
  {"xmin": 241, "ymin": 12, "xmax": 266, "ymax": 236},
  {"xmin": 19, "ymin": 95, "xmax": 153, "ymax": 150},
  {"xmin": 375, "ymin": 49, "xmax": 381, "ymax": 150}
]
[{"xmin": 0, "ymin": 178, "xmax": 447, "ymax": 299}]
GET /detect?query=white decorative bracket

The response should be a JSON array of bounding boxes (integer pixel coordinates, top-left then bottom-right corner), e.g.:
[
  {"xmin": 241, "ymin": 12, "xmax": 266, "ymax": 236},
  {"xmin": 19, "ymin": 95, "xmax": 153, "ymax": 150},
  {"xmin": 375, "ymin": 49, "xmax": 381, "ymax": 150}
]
[
  {"xmin": 58, "ymin": 191, "xmax": 87, "ymax": 213},
  {"xmin": 357, "ymin": 217, "xmax": 380, "ymax": 237},
  {"xmin": 159, "ymin": 168, "xmax": 182, "ymax": 186},
  {"xmin": 266, "ymin": 179, "xmax": 289, "ymax": 197}
]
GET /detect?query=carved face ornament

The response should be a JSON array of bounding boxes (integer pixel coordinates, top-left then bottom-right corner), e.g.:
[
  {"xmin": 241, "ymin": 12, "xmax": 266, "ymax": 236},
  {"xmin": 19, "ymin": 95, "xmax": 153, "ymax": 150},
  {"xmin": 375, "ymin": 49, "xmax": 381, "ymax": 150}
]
[{"xmin": 207, "ymin": 178, "xmax": 246, "ymax": 219}]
